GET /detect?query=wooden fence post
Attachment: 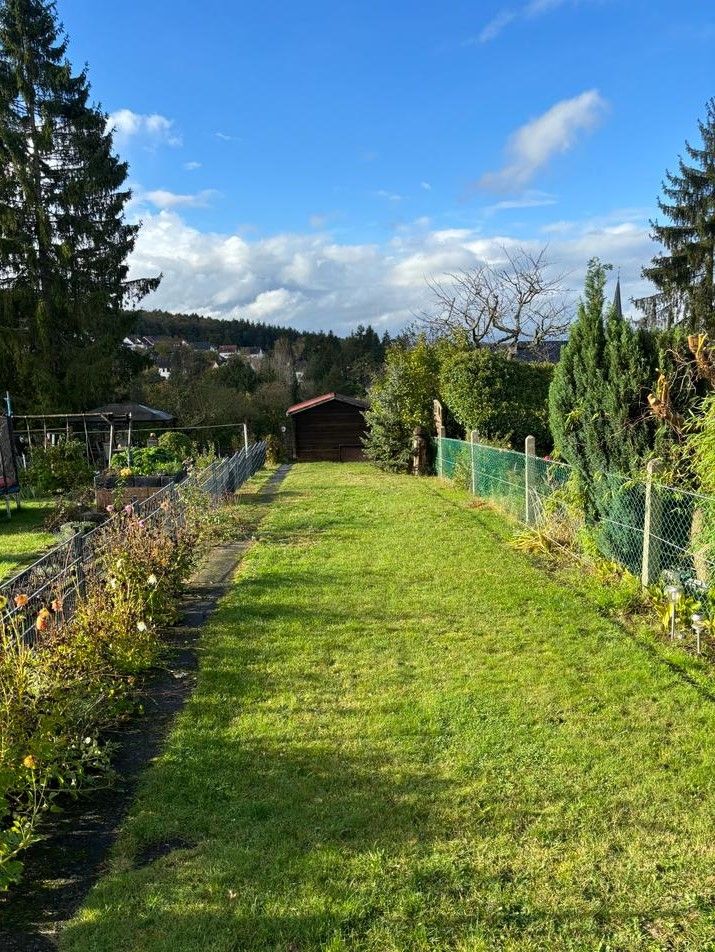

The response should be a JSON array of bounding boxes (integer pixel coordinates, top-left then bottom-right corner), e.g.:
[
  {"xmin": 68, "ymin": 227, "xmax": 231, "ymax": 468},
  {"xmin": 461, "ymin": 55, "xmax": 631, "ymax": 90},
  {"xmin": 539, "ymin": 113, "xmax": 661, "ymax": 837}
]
[
  {"xmin": 470, "ymin": 430, "xmax": 479, "ymax": 496},
  {"xmin": 524, "ymin": 435, "xmax": 536, "ymax": 526},
  {"xmin": 437, "ymin": 426, "xmax": 446, "ymax": 478},
  {"xmin": 641, "ymin": 458, "xmax": 664, "ymax": 586}
]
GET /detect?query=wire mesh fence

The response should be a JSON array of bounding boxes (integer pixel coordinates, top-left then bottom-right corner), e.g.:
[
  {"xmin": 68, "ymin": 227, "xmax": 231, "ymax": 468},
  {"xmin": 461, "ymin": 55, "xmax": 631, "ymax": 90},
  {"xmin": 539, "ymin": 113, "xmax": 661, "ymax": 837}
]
[
  {"xmin": 0, "ymin": 441, "xmax": 266, "ymax": 641},
  {"xmin": 437, "ymin": 436, "xmax": 715, "ymax": 587}
]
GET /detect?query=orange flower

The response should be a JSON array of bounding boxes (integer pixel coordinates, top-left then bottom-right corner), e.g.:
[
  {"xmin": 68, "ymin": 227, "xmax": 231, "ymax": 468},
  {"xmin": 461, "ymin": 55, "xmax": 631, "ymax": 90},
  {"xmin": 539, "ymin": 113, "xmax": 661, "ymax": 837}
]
[
  {"xmin": 35, "ymin": 608, "xmax": 52, "ymax": 632},
  {"xmin": 14, "ymin": 593, "xmax": 29, "ymax": 608},
  {"xmin": 51, "ymin": 598, "xmax": 64, "ymax": 613},
  {"xmin": 22, "ymin": 755, "xmax": 38, "ymax": 770}
]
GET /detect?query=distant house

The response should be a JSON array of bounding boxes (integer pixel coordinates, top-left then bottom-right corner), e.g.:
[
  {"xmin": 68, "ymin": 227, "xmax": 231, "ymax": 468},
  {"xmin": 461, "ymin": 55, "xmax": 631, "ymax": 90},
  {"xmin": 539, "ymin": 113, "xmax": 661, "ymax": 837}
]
[
  {"xmin": 218, "ymin": 344, "xmax": 239, "ymax": 360},
  {"xmin": 287, "ymin": 393, "xmax": 369, "ymax": 463},
  {"xmin": 514, "ymin": 340, "xmax": 568, "ymax": 364},
  {"xmin": 239, "ymin": 346, "xmax": 265, "ymax": 370},
  {"xmin": 156, "ymin": 358, "xmax": 172, "ymax": 380},
  {"xmin": 485, "ymin": 340, "xmax": 568, "ymax": 364},
  {"xmin": 122, "ymin": 335, "xmax": 157, "ymax": 353},
  {"xmin": 189, "ymin": 341, "xmax": 216, "ymax": 353}
]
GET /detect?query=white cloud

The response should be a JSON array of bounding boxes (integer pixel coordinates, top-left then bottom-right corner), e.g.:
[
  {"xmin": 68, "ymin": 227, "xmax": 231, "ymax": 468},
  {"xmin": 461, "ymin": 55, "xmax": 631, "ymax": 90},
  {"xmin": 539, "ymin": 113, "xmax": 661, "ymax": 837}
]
[
  {"xmin": 127, "ymin": 208, "xmax": 655, "ymax": 334},
  {"xmin": 478, "ymin": 90, "xmax": 607, "ymax": 192},
  {"xmin": 420, "ymin": 181, "xmax": 432, "ymax": 191},
  {"xmin": 184, "ymin": 161, "xmax": 202, "ymax": 171},
  {"xmin": 375, "ymin": 189, "xmax": 403, "ymax": 202},
  {"xmin": 477, "ymin": 0, "xmax": 598, "ymax": 42},
  {"xmin": 484, "ymin": 190, "xmax": 557, "ymax": 213},
  {"xmin": 477, "ymin": 10, "xmax": 517, "ymax": 42},
  {"xmin": 107, "ymin": 109, "xmax": 182, "ymax": 147},
  {"xmin": 143, "ymin": 189, "xmax": 218, "ymax": 210},
  {"xmin": 215, "ymin": 132, "xmax": 237, "ymax": 142}
]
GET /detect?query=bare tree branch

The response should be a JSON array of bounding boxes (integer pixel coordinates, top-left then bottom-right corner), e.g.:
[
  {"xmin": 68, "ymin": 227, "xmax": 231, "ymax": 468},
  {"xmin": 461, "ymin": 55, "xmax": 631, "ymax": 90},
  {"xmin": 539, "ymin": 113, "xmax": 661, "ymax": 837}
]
[{"xmin": 417, "ymin": 245, "xmax": 571, "ymax": 355}]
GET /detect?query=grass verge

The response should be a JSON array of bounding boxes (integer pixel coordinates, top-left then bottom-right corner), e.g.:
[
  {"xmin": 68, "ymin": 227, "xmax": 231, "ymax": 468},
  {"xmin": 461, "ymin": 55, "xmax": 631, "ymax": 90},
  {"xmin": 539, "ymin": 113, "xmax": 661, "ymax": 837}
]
[
  {"xmin": 0, "ymin": 500, "xmax": 56, "ymax": 580},
  {"xmin": 62, "ymin": 464, "xmax": 715, "ymax": 950}
]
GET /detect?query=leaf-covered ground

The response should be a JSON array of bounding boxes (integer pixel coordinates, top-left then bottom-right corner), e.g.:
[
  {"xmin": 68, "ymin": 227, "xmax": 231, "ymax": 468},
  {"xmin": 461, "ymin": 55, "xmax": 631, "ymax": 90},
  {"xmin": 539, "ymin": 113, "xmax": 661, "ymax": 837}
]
[{"xmin": 62, "ymin": 464, "xmax": 715, "ymax": 951}]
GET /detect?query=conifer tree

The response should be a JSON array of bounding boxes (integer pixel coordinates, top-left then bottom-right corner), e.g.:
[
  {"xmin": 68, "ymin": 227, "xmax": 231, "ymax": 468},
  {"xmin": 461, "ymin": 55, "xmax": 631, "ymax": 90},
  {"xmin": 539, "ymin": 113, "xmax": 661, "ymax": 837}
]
[
  {"xmin": 549, "ymin": 258, "xmax": 608, "ymax": 506},
  {"xmin": 642, "ymin": 98, "xmax": 715, "ymax": 333},
  {"xmin": 602, "ymin": 300, "xmax": 656, "ymax": 473},
  {"xmin": 0, "ymin": 0, "xmax": 159, "ymax": 410},
  {"xmin": 550, "ymin": 259, "xmax": 656, "ymax": 523}
]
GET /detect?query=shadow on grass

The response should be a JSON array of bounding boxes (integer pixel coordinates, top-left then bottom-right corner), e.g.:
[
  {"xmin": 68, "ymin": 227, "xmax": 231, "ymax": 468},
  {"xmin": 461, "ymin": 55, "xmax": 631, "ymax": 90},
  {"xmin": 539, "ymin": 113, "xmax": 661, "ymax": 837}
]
[{"xmin": 64, "ymin": 733, "xmax": 455, "ymax": 950}]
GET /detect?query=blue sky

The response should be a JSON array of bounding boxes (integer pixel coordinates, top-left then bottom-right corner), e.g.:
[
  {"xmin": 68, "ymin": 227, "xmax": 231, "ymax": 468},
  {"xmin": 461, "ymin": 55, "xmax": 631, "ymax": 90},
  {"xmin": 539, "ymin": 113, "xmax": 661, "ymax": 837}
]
[{"xmin": 62, "ymin": 0, "xmax": 715, "ymax": 333}]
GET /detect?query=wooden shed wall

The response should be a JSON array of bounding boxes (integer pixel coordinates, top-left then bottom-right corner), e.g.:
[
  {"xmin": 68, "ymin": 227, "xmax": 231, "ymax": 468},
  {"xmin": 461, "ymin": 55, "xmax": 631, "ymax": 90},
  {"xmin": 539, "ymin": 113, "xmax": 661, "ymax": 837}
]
[{"xmin": 293, "ymin": 402, "xmax": 367, "ymax": 462}]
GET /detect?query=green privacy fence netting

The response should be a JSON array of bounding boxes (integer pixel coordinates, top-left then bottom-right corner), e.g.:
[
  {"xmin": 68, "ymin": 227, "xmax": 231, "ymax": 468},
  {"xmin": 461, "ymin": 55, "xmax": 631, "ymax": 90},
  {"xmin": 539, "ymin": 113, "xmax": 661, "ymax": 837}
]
[{"xmin": 436, "ymin": 436, "xmax": 715, "ymax": 586}]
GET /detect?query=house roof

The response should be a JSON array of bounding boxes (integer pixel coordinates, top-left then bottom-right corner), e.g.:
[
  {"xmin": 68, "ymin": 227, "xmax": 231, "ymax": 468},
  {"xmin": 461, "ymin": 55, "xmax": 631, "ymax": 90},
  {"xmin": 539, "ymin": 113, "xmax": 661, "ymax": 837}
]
[
  {"xmin": 286, "ymin": 392, "xmax": 369, "ymax": 416},
  {"xmin": 90, "ymin": 402, "xmax": 175, "ymax": 423}
]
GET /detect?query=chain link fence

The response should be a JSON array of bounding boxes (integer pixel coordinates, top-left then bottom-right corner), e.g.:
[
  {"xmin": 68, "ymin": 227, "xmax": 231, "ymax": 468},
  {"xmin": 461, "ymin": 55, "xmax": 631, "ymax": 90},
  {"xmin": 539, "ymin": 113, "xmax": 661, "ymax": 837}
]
[
  {"xmin": 436, "ymin": 436, "xmax": 715, "ymax": 587},
  {"xmin": 0, "ymin": 441, "xmax": 266, "ymax": 640}
]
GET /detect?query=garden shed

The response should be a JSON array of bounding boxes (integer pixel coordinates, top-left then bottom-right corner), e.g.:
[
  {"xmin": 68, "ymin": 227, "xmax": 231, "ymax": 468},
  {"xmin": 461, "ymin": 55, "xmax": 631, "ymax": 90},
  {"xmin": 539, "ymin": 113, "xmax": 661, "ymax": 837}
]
[{"xmin": 287, "ymin": 392, "xmax": 369, "ymax": 462}]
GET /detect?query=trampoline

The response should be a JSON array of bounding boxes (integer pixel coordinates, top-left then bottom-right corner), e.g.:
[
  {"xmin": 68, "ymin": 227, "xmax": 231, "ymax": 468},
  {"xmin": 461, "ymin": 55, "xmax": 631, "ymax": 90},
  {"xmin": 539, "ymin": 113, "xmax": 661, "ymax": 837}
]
[{"xmin": 0, "ymin": 412, "xmax": 20, "ymax": 517}]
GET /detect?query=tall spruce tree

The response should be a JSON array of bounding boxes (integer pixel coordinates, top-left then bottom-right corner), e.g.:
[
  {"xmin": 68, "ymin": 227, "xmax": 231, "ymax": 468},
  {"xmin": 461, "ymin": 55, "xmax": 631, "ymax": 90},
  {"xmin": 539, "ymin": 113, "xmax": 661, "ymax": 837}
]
[
  {"xmin": 0, "ymin": 0, "xmax": 159, "ymax": 410},
  {"xmin": 642, "ymin": 98, "xmax": 715, "ymax": 333}
]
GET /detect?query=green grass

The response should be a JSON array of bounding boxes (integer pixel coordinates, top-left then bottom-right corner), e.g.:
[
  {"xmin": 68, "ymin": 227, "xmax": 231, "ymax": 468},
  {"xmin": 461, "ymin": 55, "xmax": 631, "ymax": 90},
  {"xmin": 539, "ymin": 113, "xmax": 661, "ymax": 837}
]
[
  {"xmin": 62, "ymin": 464, "xmax": 715, "ymax": 951},
  {"xmin": 0, "ymin": 499, "xmax": 56, "ymax": 580}
]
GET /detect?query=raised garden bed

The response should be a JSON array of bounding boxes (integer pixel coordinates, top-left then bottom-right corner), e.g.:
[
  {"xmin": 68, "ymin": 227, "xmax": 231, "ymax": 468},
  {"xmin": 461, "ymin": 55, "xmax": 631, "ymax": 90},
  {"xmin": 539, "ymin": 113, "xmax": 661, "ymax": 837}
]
[{"xmin": 94, "ymin": 472, "xmax": 186, "ymax": 511}]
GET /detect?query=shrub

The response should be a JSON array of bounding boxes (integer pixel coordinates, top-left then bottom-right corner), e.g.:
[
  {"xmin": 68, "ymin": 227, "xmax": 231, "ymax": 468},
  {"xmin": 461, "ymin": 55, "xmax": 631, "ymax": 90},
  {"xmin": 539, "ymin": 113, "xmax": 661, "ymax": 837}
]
[
  {"xmin": 193, "ymin": 443, "xmax": 218, "ymax": 471},
  {"xmin": 439, "ymin": 347, "xmax": 553, "ymax": 453},
  {"xmin": 364, "ymin": 338, "xmax": 439, "ymax": 472},
  {"xmin": 110, "ymin": 446, "xmax": 184, "ymax": 477},
  {"xmin": 265, "ymin": 434, "xmax": 285, "ymax": 465},
  {"xmin": 157, "ymin": 431, "xmax": 193, "ymax": 461},
  {"xmin": 25, "ymin": 441, "xmax": 94, "ymax": 495}
]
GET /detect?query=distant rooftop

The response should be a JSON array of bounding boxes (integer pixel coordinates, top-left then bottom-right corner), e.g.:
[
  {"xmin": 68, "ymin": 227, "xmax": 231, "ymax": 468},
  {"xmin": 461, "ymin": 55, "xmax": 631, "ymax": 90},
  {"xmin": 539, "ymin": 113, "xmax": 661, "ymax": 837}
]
[
  {"xmin": 287, "ymin": 392, "xmax": 369, "ymax": 415},
  {"xmin": 90, "ymin": 402, "xmax": 174, "ymax": 423}
]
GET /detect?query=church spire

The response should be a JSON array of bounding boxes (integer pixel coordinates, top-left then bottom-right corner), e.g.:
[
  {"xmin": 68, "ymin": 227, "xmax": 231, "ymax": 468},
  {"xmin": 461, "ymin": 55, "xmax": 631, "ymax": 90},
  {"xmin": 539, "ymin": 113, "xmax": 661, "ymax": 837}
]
[{"xmin": 613, "ymin": 273, "xmax": 623, "ymax": 319}]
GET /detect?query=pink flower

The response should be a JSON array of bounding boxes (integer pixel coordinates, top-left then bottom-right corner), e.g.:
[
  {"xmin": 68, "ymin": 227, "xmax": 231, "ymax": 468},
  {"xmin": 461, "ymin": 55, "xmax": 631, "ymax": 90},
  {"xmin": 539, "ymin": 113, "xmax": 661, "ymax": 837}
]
[
  {"xmin": 123, "ymin": 504, "xmax": 133, "ymax": 515},
  {"xmin": 106, "ymin": 504, "xmax": 115, "ymax": 513}
]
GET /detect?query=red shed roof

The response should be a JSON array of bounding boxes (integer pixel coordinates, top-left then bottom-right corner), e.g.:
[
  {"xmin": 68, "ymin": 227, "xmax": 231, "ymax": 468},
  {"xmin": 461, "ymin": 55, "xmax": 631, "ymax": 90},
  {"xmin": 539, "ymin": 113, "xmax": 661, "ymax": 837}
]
[{"xmin": 286, "ymin": 392, "xmax": 369, "ymax": 415}]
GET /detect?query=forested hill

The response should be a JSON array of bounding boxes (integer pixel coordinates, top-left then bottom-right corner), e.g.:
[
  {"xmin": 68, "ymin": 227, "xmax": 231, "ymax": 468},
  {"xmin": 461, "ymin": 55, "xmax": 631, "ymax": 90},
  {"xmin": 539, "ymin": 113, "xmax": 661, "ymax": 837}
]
[{"xmin": 132, "ymin": 309, "xmax": 305, "ymax": 348}]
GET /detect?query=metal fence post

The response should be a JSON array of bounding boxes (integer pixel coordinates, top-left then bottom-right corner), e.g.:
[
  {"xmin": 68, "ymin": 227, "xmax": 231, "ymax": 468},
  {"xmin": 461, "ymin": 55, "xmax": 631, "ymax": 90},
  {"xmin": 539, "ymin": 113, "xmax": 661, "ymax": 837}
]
[
  {"xmin": 437, "ymin": 427, "xmax": 446, "ymax": 478},
  {"xmin": 641, "ymin": 458, "xmax": 664, "ymax": 586},
  {"xmin": 470, "ymin": 430, "xmax": 478, "ymax": 497},
  {"xmin": 524, "ymin": 435, "xmax": 536, "ymax": 526}
]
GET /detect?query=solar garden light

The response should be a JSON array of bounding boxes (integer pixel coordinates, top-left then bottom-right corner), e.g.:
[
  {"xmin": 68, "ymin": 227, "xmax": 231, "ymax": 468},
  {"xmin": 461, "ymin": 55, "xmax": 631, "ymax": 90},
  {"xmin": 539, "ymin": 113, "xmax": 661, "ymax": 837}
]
[
  {"xmin": 691, "ymin": 613, "xmax": 707, "ymax": 655},
  {"xmin": 664, "ymin": 583, "xmax": 683, "ymax": 641}
]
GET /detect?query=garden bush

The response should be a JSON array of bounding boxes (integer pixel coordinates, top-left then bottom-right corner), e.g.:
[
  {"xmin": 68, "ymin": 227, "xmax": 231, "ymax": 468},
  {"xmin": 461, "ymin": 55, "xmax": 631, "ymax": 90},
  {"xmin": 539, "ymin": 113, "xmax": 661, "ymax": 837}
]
[
  {"xmin": 439, "ymin": 347, "xmax": 553, "ymax": 453},
  {"xmin": 157, "ymin": 431, "xmax": 193, "ymax": 461},
  {"xmin": 24, "ymin": 440, "xmax": 94, "ymax": 495}
]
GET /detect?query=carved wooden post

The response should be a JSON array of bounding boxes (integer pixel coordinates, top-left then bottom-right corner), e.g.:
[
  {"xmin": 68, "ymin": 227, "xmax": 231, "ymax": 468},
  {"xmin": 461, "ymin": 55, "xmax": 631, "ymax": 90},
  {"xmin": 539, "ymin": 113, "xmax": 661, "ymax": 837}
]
[
  {"xmin": 411, "ymin": 427, "xmax": 429, "ymax": 475},
  {"xmin": 641, "ymin": 458, "xmax": 664, "ymax": 586},
  {"xmin": 524, "ymin": 435, "xmax": 536, "ymax": 526}
]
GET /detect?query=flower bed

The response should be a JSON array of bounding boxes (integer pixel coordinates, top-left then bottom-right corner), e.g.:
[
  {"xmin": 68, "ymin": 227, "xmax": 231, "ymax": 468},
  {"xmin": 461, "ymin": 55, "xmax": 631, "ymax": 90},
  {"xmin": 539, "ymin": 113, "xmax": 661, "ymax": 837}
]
[{"xmin": 0, "ymin": 495, "xmax": 201, "ymax": 891}]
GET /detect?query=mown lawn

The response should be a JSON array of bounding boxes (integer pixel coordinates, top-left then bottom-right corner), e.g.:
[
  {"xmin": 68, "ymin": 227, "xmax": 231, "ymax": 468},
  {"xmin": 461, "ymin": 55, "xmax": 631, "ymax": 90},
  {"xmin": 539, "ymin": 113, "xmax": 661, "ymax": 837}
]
[
  {"xmin": 62, "ymin": 464, "xmax": 715, "ymax": 951},
  {"xmin": 0, "ymin": 499, "xmax": 56, "ymax": 580}
]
